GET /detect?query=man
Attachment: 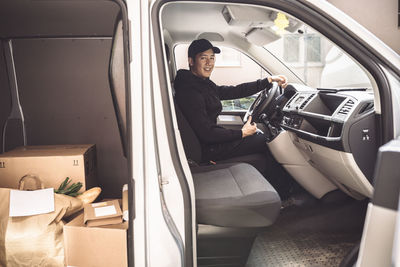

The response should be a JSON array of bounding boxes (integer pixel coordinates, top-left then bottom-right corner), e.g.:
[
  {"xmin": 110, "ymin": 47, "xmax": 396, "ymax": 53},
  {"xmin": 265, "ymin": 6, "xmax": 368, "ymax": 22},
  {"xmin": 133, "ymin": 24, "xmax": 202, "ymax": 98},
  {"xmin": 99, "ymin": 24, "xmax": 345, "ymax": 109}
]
[{"xmin": 174, "ymin": 38, "xmax": 287, "ymax": 163}]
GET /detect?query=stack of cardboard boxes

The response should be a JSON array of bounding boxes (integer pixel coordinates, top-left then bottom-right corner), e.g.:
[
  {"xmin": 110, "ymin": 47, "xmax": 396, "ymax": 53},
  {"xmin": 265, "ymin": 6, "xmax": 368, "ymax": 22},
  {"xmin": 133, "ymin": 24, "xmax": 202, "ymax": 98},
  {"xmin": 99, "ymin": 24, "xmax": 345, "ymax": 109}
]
[
  {"xmin": 0, "ymin": 144, "xmax": 128, "ymax": 267},
  {"xmin": 65, "ymin": 200, "xmax": 128, "ymax": 267}
]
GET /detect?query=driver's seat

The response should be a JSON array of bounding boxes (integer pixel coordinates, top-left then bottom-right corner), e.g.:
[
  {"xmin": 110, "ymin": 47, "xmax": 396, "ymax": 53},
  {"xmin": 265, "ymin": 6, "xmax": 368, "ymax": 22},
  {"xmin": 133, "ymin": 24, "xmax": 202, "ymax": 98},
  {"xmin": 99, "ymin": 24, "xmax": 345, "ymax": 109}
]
[
  {"xmin": 174, "ymin": 101, "xmax": 281, "ymax": 266},
  {"xmin": 174, "ymin": 100, "xmax": 281, "ymax": 225},
  {"xmin": 175, "ymin": 99, "xmax": 269, "ymax": 175}
]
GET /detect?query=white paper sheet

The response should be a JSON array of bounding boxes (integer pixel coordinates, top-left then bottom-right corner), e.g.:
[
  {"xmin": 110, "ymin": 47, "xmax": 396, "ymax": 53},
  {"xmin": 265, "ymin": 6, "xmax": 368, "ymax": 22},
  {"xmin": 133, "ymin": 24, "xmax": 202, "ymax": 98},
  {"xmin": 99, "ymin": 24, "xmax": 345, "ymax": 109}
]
[
  {"xmin": 9, "ymin": 188, "xmax": 55, "ymax": 217},
  {"xmin": 94, "ymin": 205, "xmax": 117, "ymax": 217}
]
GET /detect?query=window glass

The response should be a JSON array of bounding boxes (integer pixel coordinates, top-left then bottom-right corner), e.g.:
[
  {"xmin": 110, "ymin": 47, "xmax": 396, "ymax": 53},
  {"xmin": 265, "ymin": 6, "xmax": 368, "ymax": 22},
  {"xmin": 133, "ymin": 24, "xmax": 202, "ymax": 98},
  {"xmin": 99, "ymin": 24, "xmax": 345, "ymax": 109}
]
[
  {"xmin": 264, "ymin": 18, "xmax": 372, "ymax": 89},
  {"xmin": 306, "ymin": 35, "xmax": 321, "ymax": 62},
  {"xmin": 283, "ymin": 35, "xmax": 299, "ymax": 62},
  {"xmin": 174, "ymin": 45, "xmax": 266, "ymax": 111}
]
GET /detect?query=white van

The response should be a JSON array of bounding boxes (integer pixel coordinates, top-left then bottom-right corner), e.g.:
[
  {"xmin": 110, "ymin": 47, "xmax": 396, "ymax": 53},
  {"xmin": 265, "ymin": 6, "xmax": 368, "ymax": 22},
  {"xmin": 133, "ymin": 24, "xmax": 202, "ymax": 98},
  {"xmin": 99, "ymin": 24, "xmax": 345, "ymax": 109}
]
[{"xmin": 0, "ymin": 0, "xmax": 400, "ymax": 266}]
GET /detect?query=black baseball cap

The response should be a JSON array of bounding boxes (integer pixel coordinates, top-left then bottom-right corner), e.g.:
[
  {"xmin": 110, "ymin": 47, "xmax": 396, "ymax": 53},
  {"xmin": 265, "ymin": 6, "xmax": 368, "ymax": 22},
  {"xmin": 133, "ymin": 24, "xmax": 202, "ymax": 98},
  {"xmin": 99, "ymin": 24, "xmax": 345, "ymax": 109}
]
[{"xmin": 188, "ymin": 39, "xmax": 221, "ymax": 59}]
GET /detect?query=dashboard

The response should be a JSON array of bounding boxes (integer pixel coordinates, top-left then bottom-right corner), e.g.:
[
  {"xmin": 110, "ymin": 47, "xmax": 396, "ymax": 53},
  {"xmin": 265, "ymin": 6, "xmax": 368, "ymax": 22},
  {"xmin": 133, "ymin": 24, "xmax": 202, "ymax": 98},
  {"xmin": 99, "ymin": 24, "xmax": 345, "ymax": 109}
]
[
  {"xmin": 273, "ymin": 85, "xmax": 378, "ymax": 198},
  {"xmin": 282, "ymin": 89, "xmax": 375, "ymax": 147}
]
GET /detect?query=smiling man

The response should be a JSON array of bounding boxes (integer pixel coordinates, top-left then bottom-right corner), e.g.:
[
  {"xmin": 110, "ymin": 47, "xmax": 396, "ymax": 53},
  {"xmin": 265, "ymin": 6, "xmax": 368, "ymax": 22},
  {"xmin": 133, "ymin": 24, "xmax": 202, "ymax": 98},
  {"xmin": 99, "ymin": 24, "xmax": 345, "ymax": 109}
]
[{"xmin": 174, "ymin": 38, "xmax": 287, "ymax": 163}]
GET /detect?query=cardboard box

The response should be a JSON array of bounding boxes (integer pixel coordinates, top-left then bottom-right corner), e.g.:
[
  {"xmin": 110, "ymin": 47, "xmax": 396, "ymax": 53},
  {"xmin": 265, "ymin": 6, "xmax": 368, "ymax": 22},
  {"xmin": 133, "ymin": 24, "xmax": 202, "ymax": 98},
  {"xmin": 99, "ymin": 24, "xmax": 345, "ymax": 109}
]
[
  {"xmin": 0, "ymin": 144, "xmax": 96, "ymax": 191},
  {"xmin": 84, "ymin": 200, "xmax": 123, "ymax": 227},
  {"xmin": 64, "ymin": 212, "xmax": 128, "ymax": 267}
]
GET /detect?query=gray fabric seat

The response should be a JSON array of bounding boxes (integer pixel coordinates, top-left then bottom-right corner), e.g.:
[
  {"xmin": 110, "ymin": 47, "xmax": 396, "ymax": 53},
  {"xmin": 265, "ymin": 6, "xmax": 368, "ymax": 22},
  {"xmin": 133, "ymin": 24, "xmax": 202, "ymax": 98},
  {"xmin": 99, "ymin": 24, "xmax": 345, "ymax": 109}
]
[
  {"xmin": 174, "ymin": 100, "xmax": 281, "ymax": 228},
  {"xmin": 192, "ymin": 163, "xmax": 281, "ymax": 227}
]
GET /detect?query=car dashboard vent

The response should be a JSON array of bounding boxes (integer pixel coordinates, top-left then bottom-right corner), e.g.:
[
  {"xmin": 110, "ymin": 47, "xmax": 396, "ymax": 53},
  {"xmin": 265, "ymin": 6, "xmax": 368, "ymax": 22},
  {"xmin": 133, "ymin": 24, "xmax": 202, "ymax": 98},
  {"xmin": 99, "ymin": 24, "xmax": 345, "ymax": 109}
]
[
  {"xmin": 358, "ymin": 102, "xmax": 374, "ymax": 114},
  {"xmin": 299, "ymin": 93, "xmax": 315, "ymax": 109},
  {"xmin": 338, "ymin": 99, "xmax": 355, "ymax": 115},
  {"xmin": 285, "ymin": 93, "xmax": 298, "ymax": 108}
]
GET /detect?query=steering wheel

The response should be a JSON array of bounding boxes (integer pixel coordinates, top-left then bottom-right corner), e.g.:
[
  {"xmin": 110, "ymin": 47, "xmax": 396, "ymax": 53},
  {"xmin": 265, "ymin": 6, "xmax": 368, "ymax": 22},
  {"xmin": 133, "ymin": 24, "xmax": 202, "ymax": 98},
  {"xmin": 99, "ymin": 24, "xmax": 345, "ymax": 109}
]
[{"xmin": 244, "ymin": 82, "xmax": 280, "ymax": 123}]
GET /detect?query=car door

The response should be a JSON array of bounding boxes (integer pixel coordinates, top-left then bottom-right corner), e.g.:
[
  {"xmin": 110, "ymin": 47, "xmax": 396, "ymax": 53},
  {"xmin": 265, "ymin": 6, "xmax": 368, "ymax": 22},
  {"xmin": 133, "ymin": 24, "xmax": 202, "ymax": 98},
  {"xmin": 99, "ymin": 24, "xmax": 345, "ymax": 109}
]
[
  {"xmin": 130, "ymin": 1, "xmax": 195, "ymax": 267},
  {"xmin": 357, "ymin": 139, "xmax": 400, "ymax": 267}
]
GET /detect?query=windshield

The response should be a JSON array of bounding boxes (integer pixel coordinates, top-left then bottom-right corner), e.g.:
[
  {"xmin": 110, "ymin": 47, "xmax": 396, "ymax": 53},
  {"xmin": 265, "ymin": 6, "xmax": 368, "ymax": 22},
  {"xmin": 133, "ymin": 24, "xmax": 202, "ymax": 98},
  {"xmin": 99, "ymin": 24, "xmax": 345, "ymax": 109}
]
[{"xmin": 263, "ymin": 14, "xmax": 372, "ymax": 89}]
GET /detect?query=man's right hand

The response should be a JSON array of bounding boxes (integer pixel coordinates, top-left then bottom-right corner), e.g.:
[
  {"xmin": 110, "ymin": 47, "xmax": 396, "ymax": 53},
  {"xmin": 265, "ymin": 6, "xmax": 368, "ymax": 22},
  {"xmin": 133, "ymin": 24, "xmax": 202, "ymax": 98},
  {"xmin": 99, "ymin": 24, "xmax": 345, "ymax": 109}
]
[{"xmin": 242, "ymin": 116, "xmax": 257, "ymax": 138}]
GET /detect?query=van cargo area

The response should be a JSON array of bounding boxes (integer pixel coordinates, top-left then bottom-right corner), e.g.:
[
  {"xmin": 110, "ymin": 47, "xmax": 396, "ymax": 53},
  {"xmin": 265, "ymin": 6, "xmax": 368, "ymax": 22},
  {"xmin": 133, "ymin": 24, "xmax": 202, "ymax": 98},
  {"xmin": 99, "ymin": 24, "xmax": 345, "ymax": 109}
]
[{"xmin": 0, "ymin": 0, "xmax": 129, "ymax": 198}]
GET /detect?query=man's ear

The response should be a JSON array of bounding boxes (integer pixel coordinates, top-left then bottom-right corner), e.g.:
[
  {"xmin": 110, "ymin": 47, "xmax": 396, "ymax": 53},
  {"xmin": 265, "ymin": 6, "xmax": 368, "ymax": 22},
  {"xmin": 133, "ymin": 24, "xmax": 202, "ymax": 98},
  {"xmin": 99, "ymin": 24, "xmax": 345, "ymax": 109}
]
[{"xmin": 188, "ymin": 57, "xmax": 194, "ymax": 67}]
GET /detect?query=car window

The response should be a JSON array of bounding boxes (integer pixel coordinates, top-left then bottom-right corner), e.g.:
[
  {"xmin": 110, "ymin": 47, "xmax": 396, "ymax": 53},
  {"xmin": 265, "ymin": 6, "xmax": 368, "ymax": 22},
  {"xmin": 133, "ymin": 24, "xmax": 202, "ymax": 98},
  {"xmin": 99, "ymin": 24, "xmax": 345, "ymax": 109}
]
[
  {"xmin": 263, "ymin": 14, "xmax": 373, "ymax": 89},
  {"xmin": 174, "ymin": 45, "xmax": 266, "ymax": 111}
]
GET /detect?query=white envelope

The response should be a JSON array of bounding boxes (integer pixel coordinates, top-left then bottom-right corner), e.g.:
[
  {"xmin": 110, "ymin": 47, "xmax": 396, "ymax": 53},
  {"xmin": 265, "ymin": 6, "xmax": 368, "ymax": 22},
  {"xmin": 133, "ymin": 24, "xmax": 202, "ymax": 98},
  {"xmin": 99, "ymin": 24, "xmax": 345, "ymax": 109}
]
[{"xmin": 9, "ymin": 188, "xmax": 55, "ymax": 217}]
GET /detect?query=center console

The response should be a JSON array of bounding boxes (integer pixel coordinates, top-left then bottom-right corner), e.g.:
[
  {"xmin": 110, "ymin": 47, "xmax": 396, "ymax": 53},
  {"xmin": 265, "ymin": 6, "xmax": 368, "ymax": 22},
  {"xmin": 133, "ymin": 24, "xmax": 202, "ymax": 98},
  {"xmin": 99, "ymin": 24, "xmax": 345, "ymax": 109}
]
[{"xmin": 281, "ymin": 89, "xmax": 374, "ymax": 153}]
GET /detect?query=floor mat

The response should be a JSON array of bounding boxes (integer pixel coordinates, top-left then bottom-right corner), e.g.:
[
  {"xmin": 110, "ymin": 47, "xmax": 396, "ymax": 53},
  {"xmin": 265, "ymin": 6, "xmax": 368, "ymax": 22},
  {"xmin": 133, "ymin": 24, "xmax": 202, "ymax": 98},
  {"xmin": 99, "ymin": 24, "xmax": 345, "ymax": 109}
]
[{"xmin": 246, "ymin": 194, "xmax": 368, "ymax": 267}]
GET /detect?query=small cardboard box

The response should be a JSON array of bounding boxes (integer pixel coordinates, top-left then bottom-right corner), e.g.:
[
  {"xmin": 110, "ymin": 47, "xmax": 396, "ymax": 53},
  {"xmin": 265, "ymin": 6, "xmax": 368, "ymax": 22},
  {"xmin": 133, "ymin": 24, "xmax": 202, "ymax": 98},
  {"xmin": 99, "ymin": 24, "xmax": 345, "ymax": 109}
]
[
  {"xmin": 64, "ymin": 212, "xmax": 128, "ymax": 267},
  {"xmin": 84, "ymin": 200, "xmax": 123, "ymax": 227},
  {"xmin": 0, "ymin": 144, "xmax": 96, "ymax": 191}
]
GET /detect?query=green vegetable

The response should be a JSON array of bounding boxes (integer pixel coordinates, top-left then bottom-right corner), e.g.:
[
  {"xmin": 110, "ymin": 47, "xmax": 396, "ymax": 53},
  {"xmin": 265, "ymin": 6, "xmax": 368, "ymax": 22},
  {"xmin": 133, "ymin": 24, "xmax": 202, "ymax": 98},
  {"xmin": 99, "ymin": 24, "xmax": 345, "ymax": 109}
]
[{"xmin": 54, "ymin": 177, "xmax": 83, "ymax": 196}]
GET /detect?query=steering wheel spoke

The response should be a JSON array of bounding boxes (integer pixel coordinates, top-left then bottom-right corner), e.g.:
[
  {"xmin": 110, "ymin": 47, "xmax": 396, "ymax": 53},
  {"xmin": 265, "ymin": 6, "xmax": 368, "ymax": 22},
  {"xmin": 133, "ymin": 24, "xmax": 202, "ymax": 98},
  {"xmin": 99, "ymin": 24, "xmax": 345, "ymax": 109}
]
[{"xmin": 244, "ymin": 82, "xmax": 280, "ymax": 123}]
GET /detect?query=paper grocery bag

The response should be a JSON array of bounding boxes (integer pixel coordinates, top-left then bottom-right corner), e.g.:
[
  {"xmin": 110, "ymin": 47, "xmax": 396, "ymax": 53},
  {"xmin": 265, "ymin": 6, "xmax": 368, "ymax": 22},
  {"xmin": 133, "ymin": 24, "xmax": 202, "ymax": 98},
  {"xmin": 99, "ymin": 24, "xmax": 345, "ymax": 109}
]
[
  {"xmin": 0, "ymin": 188, "xmax": 10, "ymax": 267},
  {"xmin": 0, "ymin": 174, "xmax": 83, "ymax": 267}
]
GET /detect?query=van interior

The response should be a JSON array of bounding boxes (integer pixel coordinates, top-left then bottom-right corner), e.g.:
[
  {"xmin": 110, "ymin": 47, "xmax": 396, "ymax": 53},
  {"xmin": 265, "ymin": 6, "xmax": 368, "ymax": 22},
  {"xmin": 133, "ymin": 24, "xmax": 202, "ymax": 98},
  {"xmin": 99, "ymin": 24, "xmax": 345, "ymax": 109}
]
[
  {"xmin": 0, "ymin": 0, "xmax": 382, "ymax": 266},
  {"xmin": 159, "ymin": 2, "xmax": 379, "ymax": 267}
]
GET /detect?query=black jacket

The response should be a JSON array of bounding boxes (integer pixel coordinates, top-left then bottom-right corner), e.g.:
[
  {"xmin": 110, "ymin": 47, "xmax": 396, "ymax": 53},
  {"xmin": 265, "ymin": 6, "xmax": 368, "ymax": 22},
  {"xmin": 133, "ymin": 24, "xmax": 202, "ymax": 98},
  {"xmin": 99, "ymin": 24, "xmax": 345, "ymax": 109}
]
[{"xmin": 174, "ymin": 69, "xmax": 271, "ymax": 145}]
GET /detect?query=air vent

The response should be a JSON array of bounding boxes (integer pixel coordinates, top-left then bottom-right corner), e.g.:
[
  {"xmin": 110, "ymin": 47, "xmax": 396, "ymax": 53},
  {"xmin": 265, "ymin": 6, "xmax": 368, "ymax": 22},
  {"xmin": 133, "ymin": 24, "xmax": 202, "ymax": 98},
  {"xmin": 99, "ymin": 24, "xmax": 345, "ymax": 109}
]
[
  {"xmin": 299, "ymin": 93, "xmax": 315, "ymax": 109},
  {"xmin": 285, "ymin": 93, "xmax": 298, "ymax": 108},
  {"xmin": 338, "ymin": 99, "xmax": 355, "ymax": 115},
  {"xmin": 358, "ymin": 102, "xmax": 374, "ymax": 114}
]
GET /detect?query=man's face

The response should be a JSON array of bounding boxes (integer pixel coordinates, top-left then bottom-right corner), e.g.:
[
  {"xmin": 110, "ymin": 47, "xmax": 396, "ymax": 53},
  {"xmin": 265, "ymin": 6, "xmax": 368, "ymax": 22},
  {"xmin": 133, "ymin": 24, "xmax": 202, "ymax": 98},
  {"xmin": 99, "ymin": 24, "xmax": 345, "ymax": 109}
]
[{"xmin": 189, "ymin": 48, "xmax": 215, "ymax": 79}]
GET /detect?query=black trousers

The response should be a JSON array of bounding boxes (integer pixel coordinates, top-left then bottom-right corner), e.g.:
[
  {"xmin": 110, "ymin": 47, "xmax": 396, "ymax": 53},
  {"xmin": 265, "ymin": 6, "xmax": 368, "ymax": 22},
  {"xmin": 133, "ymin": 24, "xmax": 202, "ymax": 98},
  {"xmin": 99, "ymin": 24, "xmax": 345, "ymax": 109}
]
[{"xmin": 201, "ymin": 132, "xmax": 268, "ymax": 162}]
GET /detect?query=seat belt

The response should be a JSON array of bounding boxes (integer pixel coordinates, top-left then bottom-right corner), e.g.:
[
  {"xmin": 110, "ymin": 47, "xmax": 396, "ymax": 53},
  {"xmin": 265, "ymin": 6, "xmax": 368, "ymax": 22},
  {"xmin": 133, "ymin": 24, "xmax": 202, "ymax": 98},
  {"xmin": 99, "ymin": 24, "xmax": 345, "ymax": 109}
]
[{"xmin": 2, "ymin": 39, "xmax": 26, "ymax": 152}]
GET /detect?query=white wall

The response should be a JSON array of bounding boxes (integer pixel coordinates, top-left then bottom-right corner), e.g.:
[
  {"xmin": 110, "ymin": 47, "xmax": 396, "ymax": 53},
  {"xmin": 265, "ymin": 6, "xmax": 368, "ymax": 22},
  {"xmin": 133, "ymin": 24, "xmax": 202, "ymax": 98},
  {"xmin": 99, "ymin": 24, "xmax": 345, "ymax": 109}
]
[{"xmin": 328, "ymin": 0, "xmax": 400, "ymax": 54}]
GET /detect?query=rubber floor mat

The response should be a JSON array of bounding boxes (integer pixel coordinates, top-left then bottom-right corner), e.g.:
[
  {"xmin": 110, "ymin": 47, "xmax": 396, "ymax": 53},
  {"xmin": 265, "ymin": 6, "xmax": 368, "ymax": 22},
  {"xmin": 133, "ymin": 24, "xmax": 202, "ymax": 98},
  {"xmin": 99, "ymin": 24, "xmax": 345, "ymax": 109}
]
[
  {"xmin": 246, "ymin": 195, "xmax": 367, "ymax": 267},
  {"xmin": 246, "ymin": 228, "xmax": 359, "ymax": 267}
]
